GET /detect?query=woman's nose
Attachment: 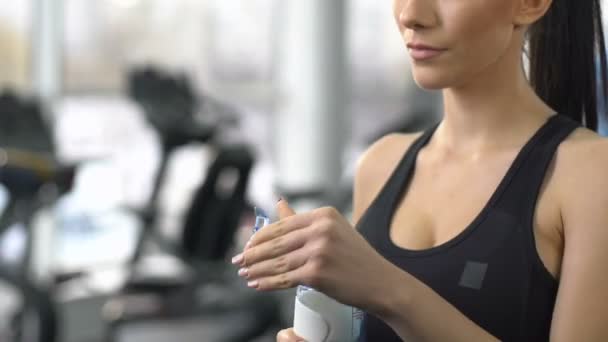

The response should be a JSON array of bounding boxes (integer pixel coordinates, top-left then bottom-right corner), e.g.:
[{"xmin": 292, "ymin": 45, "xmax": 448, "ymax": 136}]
[{"xmin": 398, "ymin": 0, "xmax": 435, "ymax": 30}]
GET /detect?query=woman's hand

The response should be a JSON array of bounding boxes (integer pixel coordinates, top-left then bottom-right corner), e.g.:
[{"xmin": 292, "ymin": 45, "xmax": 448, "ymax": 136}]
[
  {"xmin": 276, "ymin": 328, "xmax": 304, "ymax": 342},
  {"xmin": 231, "ymin": 199, "xmax": 398, "ymax": 313}
]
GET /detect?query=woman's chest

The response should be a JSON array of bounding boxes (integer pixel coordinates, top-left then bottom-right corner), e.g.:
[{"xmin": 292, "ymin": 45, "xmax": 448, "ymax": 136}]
[{"xmin": 388, "ymin": 157, "xmax": 564, "ymax": 279}]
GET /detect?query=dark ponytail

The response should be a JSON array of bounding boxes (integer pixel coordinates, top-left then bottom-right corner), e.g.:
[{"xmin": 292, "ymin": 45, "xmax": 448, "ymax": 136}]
[{"xmin": 528, "ymin": 0, "xmax": 607, "ymax": 131}]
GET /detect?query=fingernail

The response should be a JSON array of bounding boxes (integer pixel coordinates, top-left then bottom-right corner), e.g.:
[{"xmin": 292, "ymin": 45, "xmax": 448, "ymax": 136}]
[
  {"xmin": 247, "ymin": 280, "xmax": 259, "ymax": 288},
  {"xmin": 245, "ymin": 239, "xmax": 252, "ymax": 249},
  {"xmin": 238, "ymin": 268, "xmax": 249, "ymax": 277},
  {"xmin": 231, "ymin": 253, "xmax": 243, "ymax": 265}
]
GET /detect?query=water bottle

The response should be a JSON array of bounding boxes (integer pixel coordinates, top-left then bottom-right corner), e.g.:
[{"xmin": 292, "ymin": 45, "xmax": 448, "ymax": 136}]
[
  {"xmin": 254, "ymin": 208, "xmax": 363, "ymax": 342},
  {"xmin": 294, "ymin": 285, "xmax": 363, "ymax": 342}
]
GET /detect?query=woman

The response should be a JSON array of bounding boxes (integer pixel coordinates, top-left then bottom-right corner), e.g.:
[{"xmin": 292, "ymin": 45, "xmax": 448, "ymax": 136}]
[{"xmin": 232, "ymin": 0, "xmax": 608, "ymax": 340}]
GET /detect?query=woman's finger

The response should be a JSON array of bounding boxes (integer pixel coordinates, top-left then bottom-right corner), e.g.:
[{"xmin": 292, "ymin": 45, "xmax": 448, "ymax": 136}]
[
  {"xmin": 243, "ymin": 212, "xmax": 311, "ymax": 251},
  {"xmin": 250, "ymin": 264, "xmax": 311, "ymax": 291},
  {"xmin": 241, "ymin": 228, "xmax": 309, "ymax": 266},
  {"xmin": 277, "ymin": 198, "xmax": 296, "ymax": 219},
  {"xmin": 243, "ymin": 247, "xmax": 308, "ymax": 280},
  {"xmin": 277, "ymin": 328, "xmax": 304, "ymax": 342},
  {"xmin": 243, "ymin": 199, "xmax": 297, "ymax": 251}
]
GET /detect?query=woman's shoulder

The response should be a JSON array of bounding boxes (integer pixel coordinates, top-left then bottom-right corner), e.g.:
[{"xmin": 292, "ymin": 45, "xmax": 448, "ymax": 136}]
[
  {"xmin": 352, "ymin": 132, "xmax": 424, "ymax": 222},
  {"xmin": 553, "ymin": 127, "xmax": 608, "ymax": 228},
  {"xmin": 556, "ymin": 127, "xmax": 608, "ymax": 172},
  {"xmin": 357, "ymin": 132, "xmax": 424, "ymax": 176}
]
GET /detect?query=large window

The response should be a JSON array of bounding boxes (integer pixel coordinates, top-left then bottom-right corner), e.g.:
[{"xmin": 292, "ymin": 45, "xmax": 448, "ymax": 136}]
[
  {"xmin": 0, "ymin": 3, "xmax": 32, "ymax": 93},
  {"xmin": 63, "ymin": 0, "xmax": 280, "ymax": 98},
  {"xmin": 64, "ymin": 0, "xmax": 212, "ymax": 93}
]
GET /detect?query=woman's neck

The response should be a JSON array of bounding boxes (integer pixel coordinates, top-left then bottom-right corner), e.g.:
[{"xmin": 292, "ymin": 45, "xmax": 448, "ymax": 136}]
[{"xmin": 438, "ymin": 44, "xmax": 554, "ymax": 155}]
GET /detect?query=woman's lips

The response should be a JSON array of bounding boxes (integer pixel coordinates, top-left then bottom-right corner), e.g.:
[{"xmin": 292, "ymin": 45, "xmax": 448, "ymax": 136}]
[{"xmin": 407, "ymin": 43, "xmax": 446, "ymax": 61}]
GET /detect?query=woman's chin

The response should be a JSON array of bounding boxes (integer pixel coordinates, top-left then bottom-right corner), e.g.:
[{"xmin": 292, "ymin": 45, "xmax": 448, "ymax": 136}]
[{"xmin": 412, "ymin": 70, "xmax": 452, "ymax": 90}]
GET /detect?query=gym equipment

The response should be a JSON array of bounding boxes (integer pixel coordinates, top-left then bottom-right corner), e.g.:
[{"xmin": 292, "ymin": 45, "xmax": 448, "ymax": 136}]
[
  {"xmin": 101, "ymin": 67, "xmax": 280, "ymax": 342},
  {"xmin": 0, "ymin": 90, "xmax": 75, "ymax": 342},
  {"xmin": 0, "ymin": 267, "xmax": 58, "ymax": 342}
]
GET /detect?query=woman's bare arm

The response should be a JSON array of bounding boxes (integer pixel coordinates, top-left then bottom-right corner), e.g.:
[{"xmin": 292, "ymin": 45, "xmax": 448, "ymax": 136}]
[{"xmin": 548, "ymin": 137, "xmax": 608, "ymax": 341}]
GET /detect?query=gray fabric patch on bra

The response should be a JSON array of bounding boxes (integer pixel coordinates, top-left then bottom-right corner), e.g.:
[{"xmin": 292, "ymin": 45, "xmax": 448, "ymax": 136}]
[{"xmin": 459, "ymin": 261, "xmax": 488, "ymax": 290}]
